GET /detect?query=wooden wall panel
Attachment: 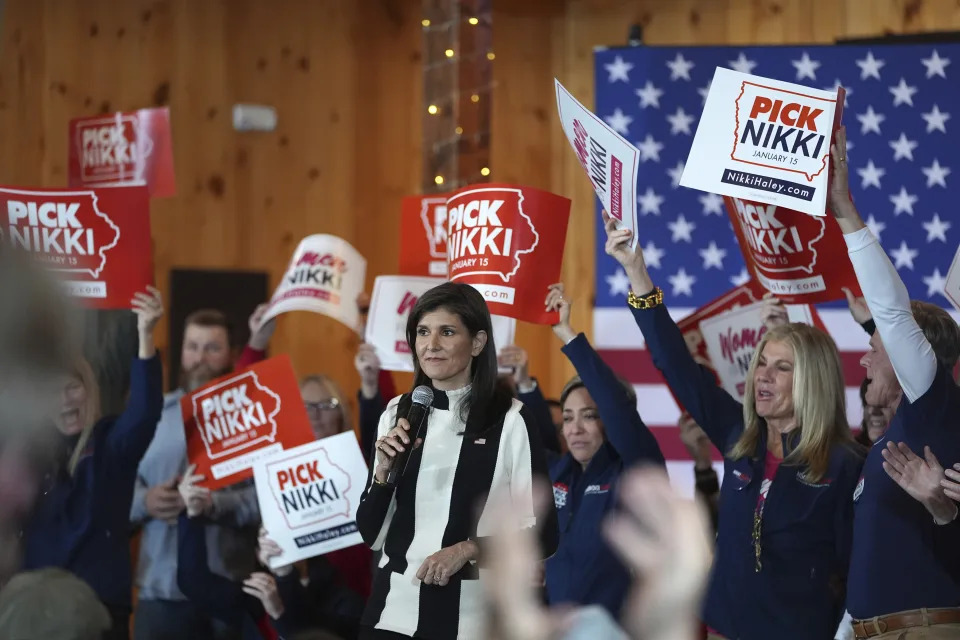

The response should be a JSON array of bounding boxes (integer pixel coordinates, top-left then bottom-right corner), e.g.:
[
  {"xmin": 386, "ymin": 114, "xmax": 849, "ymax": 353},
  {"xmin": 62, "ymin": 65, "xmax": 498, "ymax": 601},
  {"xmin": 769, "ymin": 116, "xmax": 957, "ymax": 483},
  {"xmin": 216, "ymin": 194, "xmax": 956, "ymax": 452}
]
[
  {"xmin": 0, "ymin": 0, "xmax": 421, "ymax": 416},
  {"xmin": 1, "ymin": 0, "xmax": 959, "ymax": 411},
  {"xmin": 493, "ymin": 0, "xmax": 960, "ymax": 399}
]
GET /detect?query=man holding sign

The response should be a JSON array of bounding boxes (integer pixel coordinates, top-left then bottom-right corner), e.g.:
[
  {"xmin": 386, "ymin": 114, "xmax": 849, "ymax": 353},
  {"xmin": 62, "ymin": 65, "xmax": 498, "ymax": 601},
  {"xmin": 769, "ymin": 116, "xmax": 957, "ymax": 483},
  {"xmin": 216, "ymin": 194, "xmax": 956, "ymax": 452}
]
[{"xmin": 131, "ymin": 306, "xmax": 277, "ymax": 640}]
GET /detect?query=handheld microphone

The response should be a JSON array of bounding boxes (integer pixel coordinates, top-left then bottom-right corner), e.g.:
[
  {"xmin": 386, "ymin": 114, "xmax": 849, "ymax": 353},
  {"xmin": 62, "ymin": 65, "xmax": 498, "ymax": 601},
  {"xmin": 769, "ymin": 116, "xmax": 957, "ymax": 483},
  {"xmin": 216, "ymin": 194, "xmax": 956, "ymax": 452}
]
[{"xmin": 386, "ymin": 385, "xmax": 434, "ymax": 487}]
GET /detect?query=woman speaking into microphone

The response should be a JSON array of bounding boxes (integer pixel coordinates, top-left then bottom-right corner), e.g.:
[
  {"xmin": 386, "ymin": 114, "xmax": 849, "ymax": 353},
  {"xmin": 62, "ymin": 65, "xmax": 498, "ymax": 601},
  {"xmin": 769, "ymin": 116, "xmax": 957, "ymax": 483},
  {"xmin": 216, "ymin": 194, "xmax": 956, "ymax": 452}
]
[{"xmin": 356, "ymin": 282, "xmax": 559, "ymax": 640}]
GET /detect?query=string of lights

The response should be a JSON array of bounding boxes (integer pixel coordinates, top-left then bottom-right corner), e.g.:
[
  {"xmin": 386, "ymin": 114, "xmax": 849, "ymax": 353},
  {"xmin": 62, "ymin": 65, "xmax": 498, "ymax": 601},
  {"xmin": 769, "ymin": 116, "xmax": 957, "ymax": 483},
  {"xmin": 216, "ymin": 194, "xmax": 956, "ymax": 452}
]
[
  {"xmin": 425, "ymin": 82, "xmax": 495, "ymax": 115},
  {"xmin": 420, "ymin": 15, "xmax": 492, "ymax": 30},
  {"xmin": 421, "ymin": 0, "xmax": 492, "ymax": 194}
]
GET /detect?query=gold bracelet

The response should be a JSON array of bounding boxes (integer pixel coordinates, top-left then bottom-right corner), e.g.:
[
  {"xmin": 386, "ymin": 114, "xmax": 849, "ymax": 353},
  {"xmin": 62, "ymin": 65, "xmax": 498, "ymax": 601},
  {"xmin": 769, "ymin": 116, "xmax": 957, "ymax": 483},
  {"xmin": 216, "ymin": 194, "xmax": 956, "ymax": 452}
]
[
  {"xmin": 627, "ymin": 287, "xmax": 663, "ymax": 310},
  {"xmin": 372, "ymin": 477, "xmax": 388, "ymax": 487}
]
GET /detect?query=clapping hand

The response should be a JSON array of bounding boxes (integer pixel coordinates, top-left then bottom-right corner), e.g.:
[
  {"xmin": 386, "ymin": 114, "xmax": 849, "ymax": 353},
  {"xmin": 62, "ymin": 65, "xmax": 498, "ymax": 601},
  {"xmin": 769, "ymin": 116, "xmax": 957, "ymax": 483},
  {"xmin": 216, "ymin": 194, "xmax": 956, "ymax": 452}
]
[
  {"xmin": 242, "ymin": 572, "xmax": 284, "ymax": 619},
  {"xmin": 882, "ymin": 442, "xmax": 959, "ymax": 524},
  {"xmin": 257, "ymin": 527, "xmax": 293, "ymax": 578},
  {"xmin": 604, "ymin": 467, "xmax": 713, "ymax": 640},
  {"xmin": 177, "ymin": 464, "xmax": 212, "ymax": 518}
]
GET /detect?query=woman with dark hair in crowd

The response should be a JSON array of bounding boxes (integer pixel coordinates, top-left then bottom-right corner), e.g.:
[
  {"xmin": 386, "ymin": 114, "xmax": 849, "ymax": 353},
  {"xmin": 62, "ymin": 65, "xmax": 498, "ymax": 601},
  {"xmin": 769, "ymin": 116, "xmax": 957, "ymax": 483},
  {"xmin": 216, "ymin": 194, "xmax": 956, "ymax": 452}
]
[
  {"xmin": 21, "ymin": 287, "xmax": 165, "ymax": 640},
  {"xmin": 176, "ymin": 465, "xmax": 297, "ymax": 640},
  {"xmin": 603, "ymin": 212, "xmax": 865, "ymax": 640},
  {"xmin": 541, "ymin": 283, "xmax": 665, "ymax": 618},
  {"xmin": 356, "ymin": 282, "xmax": 559, "ymax": 639},
  {"xmin": 855, "ymin": 378, "xmax": 894, "ymax": 448}
]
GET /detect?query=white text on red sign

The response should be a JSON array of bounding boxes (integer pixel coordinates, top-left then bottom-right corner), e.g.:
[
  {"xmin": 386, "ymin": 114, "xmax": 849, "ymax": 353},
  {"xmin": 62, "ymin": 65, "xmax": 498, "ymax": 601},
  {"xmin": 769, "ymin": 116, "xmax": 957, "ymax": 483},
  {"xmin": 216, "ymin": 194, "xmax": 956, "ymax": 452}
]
[
  {"xmin": 6, "ymin": 201, "xmax": 95, "ymax": 256},
  {"xmin": 447, "ymin": 200, "xmax": 514, "ymax": 262},
  {"xmin": 200, "ymin": 384, "xmax": 269, "ymax": 443}
]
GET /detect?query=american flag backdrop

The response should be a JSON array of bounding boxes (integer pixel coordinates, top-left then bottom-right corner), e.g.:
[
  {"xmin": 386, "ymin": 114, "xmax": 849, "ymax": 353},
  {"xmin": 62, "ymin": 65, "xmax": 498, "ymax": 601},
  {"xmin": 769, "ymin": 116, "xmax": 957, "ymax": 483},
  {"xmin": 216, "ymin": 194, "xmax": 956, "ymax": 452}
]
[{"xmin": 590, "ymin": 43, "xmax": 960, "ymax": 495}]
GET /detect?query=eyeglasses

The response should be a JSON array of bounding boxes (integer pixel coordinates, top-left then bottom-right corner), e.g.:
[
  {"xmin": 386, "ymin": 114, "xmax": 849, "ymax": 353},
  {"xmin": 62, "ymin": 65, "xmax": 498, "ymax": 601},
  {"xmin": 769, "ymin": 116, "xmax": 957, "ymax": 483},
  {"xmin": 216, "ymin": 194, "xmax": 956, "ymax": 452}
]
[{"xmin": 304, "ymin": 398, "xmax": 340, "ymax": 415}]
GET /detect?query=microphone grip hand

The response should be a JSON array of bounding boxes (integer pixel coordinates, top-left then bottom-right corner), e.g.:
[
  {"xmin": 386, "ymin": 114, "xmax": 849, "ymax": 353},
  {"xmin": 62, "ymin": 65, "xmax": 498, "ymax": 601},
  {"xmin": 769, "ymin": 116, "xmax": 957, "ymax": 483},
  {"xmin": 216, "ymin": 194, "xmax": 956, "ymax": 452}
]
[
  {"xmin": 387, "ymin": 402, "xmax": 429, "ymax": 485},
  {"xmin": 374, "ymin": 415, "xmax": 425, "ymax": 486},
  {"xmin": 374, "ymin": 418, "xmax": 411, "ymax": 484}
]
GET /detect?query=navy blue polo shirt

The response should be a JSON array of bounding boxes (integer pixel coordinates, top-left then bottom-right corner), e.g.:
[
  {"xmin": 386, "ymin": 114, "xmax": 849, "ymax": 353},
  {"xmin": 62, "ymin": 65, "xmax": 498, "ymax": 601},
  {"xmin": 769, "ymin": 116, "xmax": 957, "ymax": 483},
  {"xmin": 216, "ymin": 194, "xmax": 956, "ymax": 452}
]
[{"xmin": 847, "ymin": 364, "xmax": 960, "ymax": 618}]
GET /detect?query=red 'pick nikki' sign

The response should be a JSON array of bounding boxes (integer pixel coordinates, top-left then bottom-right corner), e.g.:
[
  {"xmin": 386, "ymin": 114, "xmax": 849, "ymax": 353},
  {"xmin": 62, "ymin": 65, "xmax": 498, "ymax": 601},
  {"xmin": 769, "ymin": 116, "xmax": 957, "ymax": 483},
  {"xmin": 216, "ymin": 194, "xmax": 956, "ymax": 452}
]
[
  {"xmin": 445, "ymin": 183, "xmax": 570, "ymax": 325},
  {"xmin": 68, "ymin": 107, "xmax": 177, "ymax": 198},
  {"xmin": 182, "ymin": 355, "xmax": 316, "ymax": 490},
  {"xmin": 724, "ymin": 196, "xmax": 861, "ymax": 304},
  {"xmin": 0, "ymin": 185, "xmax": 153, "ymax": 309},
  {"xmin": 399, "ymin": 195, "xmax": 449, "ymax": 277}
]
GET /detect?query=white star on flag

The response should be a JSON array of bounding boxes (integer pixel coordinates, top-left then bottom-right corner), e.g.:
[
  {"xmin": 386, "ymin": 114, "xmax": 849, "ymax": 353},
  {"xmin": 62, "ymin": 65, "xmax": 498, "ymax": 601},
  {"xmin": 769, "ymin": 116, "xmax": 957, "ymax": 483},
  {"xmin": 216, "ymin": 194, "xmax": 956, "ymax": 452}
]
[
  {"xmin": 865, "ymin": 214, "xmax": 886, "ymax": 242},
  {"xmin": 889, "ymin": 186, "xmax": 918, "ymax": 215},
  {"xmin": 636, "ymin": 134, "xmax": 664, "ymax": 162},
  {"xmin": 921, "ymin": 50, "xmax": 951, "ymax": 79},
  {"xmin": 889, "ymin": 133, "xmax": 918, "ymax": 161},
  {"xmin": 791, "ymin": 52, "xmax": 821, "ymax": 80},
  {"xmin": 667, "ymin": 107, "xmax": 695, "ymax": 135},
  {"xmin": 637, "ymin": 188, "xmax": 665, "ymax": 215},
  {"xmin": 923, "ymin": 269, "xmax": 947, "ymax": 297},
  {"xmin": 604, "ymin": 55, "xmax": 634, "ymax": 83},
  {"xmin": 605, "ymin": 268, "xmax": 631, "ymax": 295},
  {"xmin": 856, "ymin": 106, "xmax": 885, "ymax": 135},
  {"xmin": 728, "ymin": 52, "xmax": 757, "ymax": 74},
  {"xmin": 921, "ymin": 104, "xmax": 950, "ymax": 134},
  {"xmin": 923, "ymin": 214, "xmax": 951, "ymax": 242},
  {"xmin": 642, "ymin": 241, "xmax": 665, "ymax": 269},
  {"xmin": 666, "ymin": 161, "xmax": 685, "ymax": 188},
  {"xmin": 604, "ymin": 108, "xmax": 633, "ymax": 135},
  {"xmin": 666, "ymin": 53, "xmax": 695, "ymax": 81},
  {"xmin": 697, "ymin": 81, "xmax": 712, "ymax": 104},
  {"xmin": 699, "ymin": 241, "xmax": 727, "ymax": 269},
  {"xmin": 730, "ymin": 268, "xmax": 751, "ymax": 287},
  {"xmin": 635, "ymin": 81, "xmax": 664, "ymax": 109},
  {"xmin": 699, "ymin": 192, "xmax": 724, "ymax": 215},
  {"xmin": 890, "ymin": 241, "xmax": 919, "ymax": 269},
  {"xmin": 856, "ymin": 51, "xmax": 886, "ymax": 80},
  {"xmin": 857, "ymin": 160, "xmax": 886, "ymax": 189},
  {"xmin": 668, "ymin": 214, "xmax": 696, "ymax": 242},
  {"xmin": 668, "ymin": 268, "xmax": 696, "ymax": 296},
  {"xmin": 922, "ymin": 159, "xmax": 951, "ymax": 188},
  {"xmin": 889, "ymin": 78, "xmax": 917, "ymax": 107}
]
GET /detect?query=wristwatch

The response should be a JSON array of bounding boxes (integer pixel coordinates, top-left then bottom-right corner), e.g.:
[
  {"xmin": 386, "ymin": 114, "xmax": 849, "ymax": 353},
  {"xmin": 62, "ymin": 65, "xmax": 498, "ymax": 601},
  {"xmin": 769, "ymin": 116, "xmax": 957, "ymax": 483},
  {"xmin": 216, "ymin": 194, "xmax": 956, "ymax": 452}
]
[{"xmin": 627, "ymin": 287, "xmax": 663, "ymax": 310}]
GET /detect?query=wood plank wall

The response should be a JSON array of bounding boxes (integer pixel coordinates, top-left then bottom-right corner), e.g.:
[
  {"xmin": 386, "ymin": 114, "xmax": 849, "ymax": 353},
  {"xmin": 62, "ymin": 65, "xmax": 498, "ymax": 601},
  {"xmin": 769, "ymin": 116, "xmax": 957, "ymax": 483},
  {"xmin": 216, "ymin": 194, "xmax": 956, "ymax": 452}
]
[
  {"xmin": 1, "ymin": 0, "xmax": 958, "ymax": 408},
  {"xmin": 0, "ymin": 0, "xmax": 422, "ymax": 411}
]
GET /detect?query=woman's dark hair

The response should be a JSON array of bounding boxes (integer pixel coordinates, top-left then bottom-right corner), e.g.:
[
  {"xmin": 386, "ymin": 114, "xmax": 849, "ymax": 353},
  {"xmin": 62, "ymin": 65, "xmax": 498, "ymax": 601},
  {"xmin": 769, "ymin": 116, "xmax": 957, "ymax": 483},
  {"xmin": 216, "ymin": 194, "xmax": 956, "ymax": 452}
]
[
  {"xmin": 855, "ymin": 377, "xmax": 874, "ymax": 447},
  {"xmin": 404, "ymin": 282, "xmax": 511, "ymax": 434}
]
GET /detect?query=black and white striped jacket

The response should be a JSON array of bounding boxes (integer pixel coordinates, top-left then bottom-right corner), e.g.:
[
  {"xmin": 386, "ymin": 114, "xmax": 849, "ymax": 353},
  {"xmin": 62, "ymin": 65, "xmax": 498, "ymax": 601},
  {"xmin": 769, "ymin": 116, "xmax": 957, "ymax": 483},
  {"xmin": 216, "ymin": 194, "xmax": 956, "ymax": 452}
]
[{"xmin": 356, "ymin": 385, "xmax": 558, "ymax": 639}]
